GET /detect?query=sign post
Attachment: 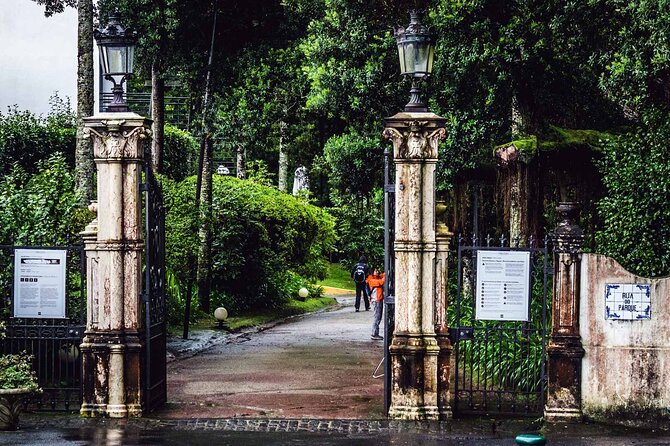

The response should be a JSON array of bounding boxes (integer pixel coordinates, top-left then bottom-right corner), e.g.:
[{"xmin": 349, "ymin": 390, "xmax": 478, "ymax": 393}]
[
  {"xmin": 13, "ymin": 249, "xmax": 67, "ymax": 318},
  {"xmin": 475, "ymin": 250, "xmax": 531, "ymax": 321}
]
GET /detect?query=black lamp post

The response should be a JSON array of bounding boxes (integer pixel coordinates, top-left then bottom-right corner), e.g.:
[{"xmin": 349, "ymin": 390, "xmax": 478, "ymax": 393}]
[
  {"xmin": 94, "ymin": 14, "xmax": 137, "ymax": 113},
  {"xmin": 395, "ymin": 10, "xmax": 435, "ymax": 112}
]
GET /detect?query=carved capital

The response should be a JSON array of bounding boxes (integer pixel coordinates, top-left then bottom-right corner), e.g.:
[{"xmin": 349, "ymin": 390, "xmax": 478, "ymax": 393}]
[
  {"xmin": 383, "ymin": 112, "xmax": 446, "ymax": 161},
  {"xmin": 383, "ymin": 121, "xmax": 446, "ymax": 160},
  {"xmin": 86, "ymin": 125, "xmax": 151, "ymax": 160}
]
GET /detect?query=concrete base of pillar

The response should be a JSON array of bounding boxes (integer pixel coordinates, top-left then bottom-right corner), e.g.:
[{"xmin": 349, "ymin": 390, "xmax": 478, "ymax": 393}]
[
  {"xmin": 388, "ymin": 405, "xmax": 440, "ymax": 421},
  {"xmin": 80, "ymin": 403, "xmax": 107, "ymax": 417},
  {"xmin": 106, "ymin": 404, "xmax": 129, "ymax": 418},
  {"xmin": 544, "ymin": 406, "xmax": 583, "ymax": 422}
]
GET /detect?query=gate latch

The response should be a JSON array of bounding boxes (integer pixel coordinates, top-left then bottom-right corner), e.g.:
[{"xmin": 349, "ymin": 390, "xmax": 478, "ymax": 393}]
[{"xmin": 448, "ymin": 326, "xmax": 474, "ymax": 343}]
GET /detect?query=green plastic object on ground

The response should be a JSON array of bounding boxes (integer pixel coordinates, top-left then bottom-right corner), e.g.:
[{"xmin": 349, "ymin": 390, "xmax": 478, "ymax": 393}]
[{"xmin": 515, "ymin": 433, "xmax": 547, "ymax": 445}]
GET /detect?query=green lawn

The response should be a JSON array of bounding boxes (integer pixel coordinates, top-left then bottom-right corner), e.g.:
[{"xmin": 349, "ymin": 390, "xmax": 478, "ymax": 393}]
[
  {"xmin": 174, "ymin": 296, "xmax": 337, "ymax": 334},
  {"xmin": 317, "ymin": 262, "xmax": 354, "ymax": 290}
]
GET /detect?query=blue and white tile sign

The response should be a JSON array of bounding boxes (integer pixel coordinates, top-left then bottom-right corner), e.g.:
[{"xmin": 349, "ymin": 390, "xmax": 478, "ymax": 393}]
[{"xmin": 605, "ymin": 283, "xmax": 651, "ymax": 321}]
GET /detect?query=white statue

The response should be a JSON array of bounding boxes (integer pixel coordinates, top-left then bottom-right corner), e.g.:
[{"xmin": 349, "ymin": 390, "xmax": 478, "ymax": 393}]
[{"xmin": 292, "ymin": 166, "xmax": 310, "ymax": 196}]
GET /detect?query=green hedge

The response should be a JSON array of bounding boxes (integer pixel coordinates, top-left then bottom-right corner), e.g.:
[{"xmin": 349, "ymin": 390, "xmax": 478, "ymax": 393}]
[
  {"xmin": 163, "ymin": 175, "xmax": 336, "ymax": 314},
  {"xmin": 596, "ymin": 111, "xmax": 670, "ymax": 277}
]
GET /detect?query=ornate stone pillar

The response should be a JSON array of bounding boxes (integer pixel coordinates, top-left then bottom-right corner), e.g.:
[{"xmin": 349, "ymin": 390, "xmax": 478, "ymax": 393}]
[
  {"xmin": 80, "ymin": 113, "xmax": 151, "ymax": 418},
  {"xmin": 434, "ymin": 201, "xmax": 453, "ymax": 420},
  {"xmin": 545, "ymin": 202, "xmax": 585, "ymax": 421},
  {"xmin": 383, "ymin": 112, "xmax": 446, "ymax": 420}
]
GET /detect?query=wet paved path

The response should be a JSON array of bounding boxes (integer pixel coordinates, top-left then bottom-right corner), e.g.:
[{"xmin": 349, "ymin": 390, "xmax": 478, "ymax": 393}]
[{"xmin": 155, "ymin": 294, "xmax": 386, "ymax": 419}]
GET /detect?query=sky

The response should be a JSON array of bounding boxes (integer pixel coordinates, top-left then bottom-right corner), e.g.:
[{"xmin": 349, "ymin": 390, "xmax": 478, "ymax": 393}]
[{"xmin": 0, "ymin": 1, "xmax": 78, "ymax": 116}]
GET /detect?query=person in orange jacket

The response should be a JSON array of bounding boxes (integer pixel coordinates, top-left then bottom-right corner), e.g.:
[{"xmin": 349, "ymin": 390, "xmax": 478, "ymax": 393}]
[{"xmin": 366, "ymin": 269, "xmax": 385, "ymax": 340}]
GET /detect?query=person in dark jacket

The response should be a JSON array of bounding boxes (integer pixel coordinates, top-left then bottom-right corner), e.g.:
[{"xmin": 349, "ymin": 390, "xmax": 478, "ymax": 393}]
[{"xmin": 351, "ymin": 256, "xmax": 370, "ymax": 312}]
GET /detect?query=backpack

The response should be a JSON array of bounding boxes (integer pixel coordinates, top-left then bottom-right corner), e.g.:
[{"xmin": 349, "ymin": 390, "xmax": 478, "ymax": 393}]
[{"xmin": 353, "ymin": 264, "xmax": 366, "ymax": 283}]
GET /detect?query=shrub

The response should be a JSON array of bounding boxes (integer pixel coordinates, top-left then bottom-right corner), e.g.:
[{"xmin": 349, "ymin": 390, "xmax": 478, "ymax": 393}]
[
  {"xmin": 162, "ymin": 175, "xmax": 335, "ymax": 314},
  {"xmin": 0, "ymin": 155, "xmax": 91, "ymax": 245},
  {"xmin": 596, "ymin": 111, "xmax": 670, "ymax": 277},
  {"xmin": 0, "ymin": 100, "xmax": 76, "ymax": 173},
  {"xmin": 163, "ymin": 124, "xmax": 199, "ymax": 181}
]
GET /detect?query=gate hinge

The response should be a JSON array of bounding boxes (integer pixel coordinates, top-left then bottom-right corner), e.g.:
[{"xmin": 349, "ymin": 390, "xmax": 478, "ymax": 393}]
[
  {"xmin": 141, "ymin": 291, "xmax": 149, "ymax": 303},
  {"xmin": 384, "ymin": 184, "xmax": 395, "ymax": 193},
  {"xmin": 140, "ymin": 182, "xmax": 149, "ymax": 192},
  {"xmin": 448, "ymin": 326, "xmax": 474, "ymax": 343}
]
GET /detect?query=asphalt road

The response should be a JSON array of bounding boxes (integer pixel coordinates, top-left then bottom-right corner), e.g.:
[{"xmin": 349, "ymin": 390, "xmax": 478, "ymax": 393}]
[{"xmin": 155, "ymin": 294, "xmax": 387, "ymax": 419}]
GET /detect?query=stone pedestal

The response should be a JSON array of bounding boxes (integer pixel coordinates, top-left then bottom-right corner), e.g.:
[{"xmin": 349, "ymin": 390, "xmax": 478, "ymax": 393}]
[
  {"xmin": 383, "ymin": 112, "xmax": 448, "ymax": 420},
  {"xmin": 80, "ymin": 113, "xmax": 151, "ymax": 418},
  {"xmin": 545, "ymin": 202, "xmax": 585, "ymax": 421}
]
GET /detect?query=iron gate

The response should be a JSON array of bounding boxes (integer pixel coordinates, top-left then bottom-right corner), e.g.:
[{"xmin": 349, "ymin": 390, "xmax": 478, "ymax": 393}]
[
  {"xmin": 451, "ymin": 235, "xmax": 551, "ymax": 416},
  {"xmin": 0, "ymin": 244, "xmax": 86, "ymax": 411},
  {"xmin": 142, "ymin": 162, "xmax": 167, "ymax": 412}
]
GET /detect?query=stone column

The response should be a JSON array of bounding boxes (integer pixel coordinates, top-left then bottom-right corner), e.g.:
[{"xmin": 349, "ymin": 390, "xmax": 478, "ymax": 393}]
[
  {"xmin": 383, "ymin": 112, "xmax": 446, "ymax": 420},
  {"xmin": 545, "ymin": 202, "xmax": 585, "ymax": 421},
  {"xmin": 434, "ymin": 201, "xmax": 453, "ymax": 420},
  {"xmin": 80, "ymin": 113, "xmax": 151, "ymax": 418}
]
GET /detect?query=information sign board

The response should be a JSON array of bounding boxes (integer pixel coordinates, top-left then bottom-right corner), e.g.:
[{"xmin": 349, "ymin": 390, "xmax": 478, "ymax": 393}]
[
  {"xmin": 475, "ymin": 250, "xmax": 531, "ymax": 321},
  {"xmin": 13, "ymin": 249, "xmax": 67, "ymax": 318}
]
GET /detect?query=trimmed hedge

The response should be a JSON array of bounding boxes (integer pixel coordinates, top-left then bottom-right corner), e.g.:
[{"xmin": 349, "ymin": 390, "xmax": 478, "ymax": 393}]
[{"xmin": 163, "ymin": 175, "xmax": 336, "ymax": 314}]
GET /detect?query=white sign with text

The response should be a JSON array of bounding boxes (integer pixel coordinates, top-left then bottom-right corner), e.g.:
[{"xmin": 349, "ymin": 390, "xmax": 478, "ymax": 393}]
[
  {"xmin": 475, "ymin": 250, "xmax": 531, "ymax": 321},
  {"xmin": 13, "ymin": 249, "xmax": 67, "ymax": 318}
]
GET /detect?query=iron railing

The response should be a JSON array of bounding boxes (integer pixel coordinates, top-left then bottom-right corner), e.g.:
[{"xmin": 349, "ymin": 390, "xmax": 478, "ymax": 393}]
[{"xmin": 0, "ymin": 244, "xmax": 86, "ymax": 411}]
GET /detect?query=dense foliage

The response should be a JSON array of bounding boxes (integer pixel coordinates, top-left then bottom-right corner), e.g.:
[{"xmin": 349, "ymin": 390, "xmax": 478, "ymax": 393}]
[
  {"xmin": 19, "ymin": 0, "xmax": 670, "ymax": 303},
  {"xmin": 0, "ymin": 98, "xmax": 76, "ymax": 174},
  {"xmin": 596, "ymin": 112, "xmax": 670, "ymax": 277},
  {"xmin": 163, "ymin": 124, "xmax": 199, "ymax": 181},
  {"xmin": 163, "ymin": 175, "xmax": 335, "ymax": 315},
  {"xmin": 0, "ymin": 155, "xmax": 91, "ymax": 245}
]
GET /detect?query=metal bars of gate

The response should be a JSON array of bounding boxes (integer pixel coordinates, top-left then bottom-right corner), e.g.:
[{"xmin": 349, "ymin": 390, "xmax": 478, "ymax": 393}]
[
  {"xmin": 383, "ymin": 146, "xmax": 395, "ymax": 415},
  {"xmin": 451, "ymin": 234, "xmax": 551, "ymax": 417},
  {"xmin": 142, "ymin": 162, "xmax": 168, "ymax": 412},
  {"xmin": 0, "ymin": 244, "xmax": 86, "ymax": 411}
]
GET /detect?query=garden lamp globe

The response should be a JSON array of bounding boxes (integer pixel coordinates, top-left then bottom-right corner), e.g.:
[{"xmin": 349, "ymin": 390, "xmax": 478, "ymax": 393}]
[
  {"xmin": 395, "ymin": 10, "xmax": 435, "ymax": 112},
  {"xmin": 94, "ymin": 14, "xmax": 137, "ymax": 112}
]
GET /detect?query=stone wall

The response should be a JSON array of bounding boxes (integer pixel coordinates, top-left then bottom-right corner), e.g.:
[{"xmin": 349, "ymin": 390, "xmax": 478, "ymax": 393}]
[{"xmin": 580, "ymin": 253, "xmax": 670, "ymax": 423}]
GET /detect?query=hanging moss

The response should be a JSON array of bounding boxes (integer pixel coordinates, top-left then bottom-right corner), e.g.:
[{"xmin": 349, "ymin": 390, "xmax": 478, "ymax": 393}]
[{"xmin": 493, "ymin": 126, "xmax": 614, "ymax": 163}]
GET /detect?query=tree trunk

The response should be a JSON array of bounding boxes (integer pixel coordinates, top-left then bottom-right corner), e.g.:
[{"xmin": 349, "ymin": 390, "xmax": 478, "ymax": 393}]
[
  {"xmin": 75, "ymin": 0, "xmax": 94, "ymax": 205},
  {"xmin": 197, "ymin": 135, "xmax": 213, "ymax": 314},
  {"xmin": 151, "ymin": 62, "xmax": 165, "ymax": 173},
  {"xmin": 277, "ymin": 119, "xmax": 288, "ymax": 192},
  {"xmin": 196, "ymin": 8, "xmax": 218, "ymax": 314},
  {"xmin": 236, "ymin": 145, "xmax": 246, "ymax": 179}
]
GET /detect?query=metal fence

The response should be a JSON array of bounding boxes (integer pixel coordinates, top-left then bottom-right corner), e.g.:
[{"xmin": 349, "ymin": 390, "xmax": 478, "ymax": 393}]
[{"xmin": 0, "ymin": 244, "xmax": 86, "ymax": 411}]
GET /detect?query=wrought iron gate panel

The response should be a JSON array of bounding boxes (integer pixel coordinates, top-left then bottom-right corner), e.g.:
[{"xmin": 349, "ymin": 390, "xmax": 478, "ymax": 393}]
[
  {"xmin": 143, "ymin": 163, "xmax": 167, "ymax": 412},
  {"xmin": 452, "ymin": 235, "xmax": 551, "ymax": 417},
  {"xmin": 0, "ymin": 244, "xmax": 86, "ymax": 411}
]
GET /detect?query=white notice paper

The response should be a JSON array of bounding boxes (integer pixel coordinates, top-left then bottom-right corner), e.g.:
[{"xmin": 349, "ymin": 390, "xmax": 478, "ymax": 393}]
[
  {"xmin": 13, "ymin": 249, "xmax": 67, "ymax": 318},
  {"xmin": 475, "ymin": 250, "xmax": 531, "ymax": 321}
]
